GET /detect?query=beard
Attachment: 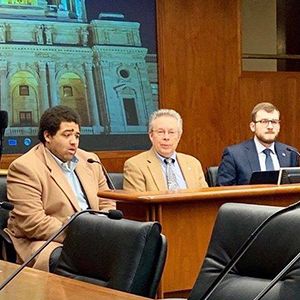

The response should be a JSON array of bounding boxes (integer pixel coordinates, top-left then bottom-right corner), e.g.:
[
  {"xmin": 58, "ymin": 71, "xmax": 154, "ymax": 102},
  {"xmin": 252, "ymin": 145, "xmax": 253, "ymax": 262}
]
[{"xmin": 256, "ymin": 131, "xmax": 279, "ymax": 145}]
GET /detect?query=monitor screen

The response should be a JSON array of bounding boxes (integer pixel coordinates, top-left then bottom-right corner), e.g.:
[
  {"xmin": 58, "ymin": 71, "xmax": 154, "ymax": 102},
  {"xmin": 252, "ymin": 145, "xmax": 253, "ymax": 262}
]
[
  {"xmin": 249, "ymin": 170, "xmax": 280, "ymax": 185},
  {"xmin": 280, "ymin": 167, "xmax": 300, "ymax": 184},
  {"xmin": 250, "ymin": 168, "xmax": 300, "ymax": 185}
]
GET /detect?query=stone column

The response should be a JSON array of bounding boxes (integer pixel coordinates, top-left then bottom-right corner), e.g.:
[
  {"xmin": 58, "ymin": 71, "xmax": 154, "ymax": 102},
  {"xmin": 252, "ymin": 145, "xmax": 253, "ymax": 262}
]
[
  {"xmin": 38, "ymin": 61, "xmax": 49, "ymax": 113},
  {"xmin": 81, "ymin": 0, "xmax": 88, "ymax": 22},
  {"xmin": 93, "ymin": 61, "xmax": 110, "ymax": 132},
  {"xmin": 0, "ymin": 60, "xmax": 8, "ymax": 111},
  {"xmin": 85, "ymin": 62, "xmax": 100, "ymax": 127},
  {"xmin": 61, "ymin": 0, "xmax": 68, "ymax": 9},
  {"xmin": 47, "ymin": 61, "xmax": 59, "ymax": 106}
]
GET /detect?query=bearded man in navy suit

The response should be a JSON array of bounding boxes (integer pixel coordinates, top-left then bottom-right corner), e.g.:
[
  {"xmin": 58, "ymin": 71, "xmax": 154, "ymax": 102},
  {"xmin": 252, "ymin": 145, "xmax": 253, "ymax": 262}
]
[{"xmin": 218, "ymin": 102, "xmax": 299, "ymax": 186}]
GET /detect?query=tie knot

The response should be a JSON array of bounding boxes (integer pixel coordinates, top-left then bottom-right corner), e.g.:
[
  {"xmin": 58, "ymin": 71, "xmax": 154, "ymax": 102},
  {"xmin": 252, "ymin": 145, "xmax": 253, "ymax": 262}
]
[
  {"xmin": 263, "ymin": 148, "xmax": 272, "ymax": 156},
  {"xmin": 164, "ymin": 158, "xmax": 175, "ymax": 165}
]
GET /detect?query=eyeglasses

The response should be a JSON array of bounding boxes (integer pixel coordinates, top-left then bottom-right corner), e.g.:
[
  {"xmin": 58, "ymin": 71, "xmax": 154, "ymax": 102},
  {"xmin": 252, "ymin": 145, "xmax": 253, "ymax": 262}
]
[
  {"xmin": 152, "ymin": 129, "xmax": 179, "ymax": 137},
  {"xmin": 254, "ymin": 119, "xmax": 280, "ymax": 126}
]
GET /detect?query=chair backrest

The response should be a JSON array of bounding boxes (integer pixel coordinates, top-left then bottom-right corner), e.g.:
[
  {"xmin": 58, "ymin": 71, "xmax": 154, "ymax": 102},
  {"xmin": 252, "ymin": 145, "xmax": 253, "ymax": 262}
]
[
  {"xmin": 0, "ymin": 175, "xmax": 16, "ymax": 262},
  {"xmin": 0, "ymin": 175, "xmax": 8, "ymax": 203},
  {"xmin": 0, "ymin": 175, "xmax": 9, "ymax": 230},
  {"xmin": 189, "ymin": 203, "xmax": 300, "ymax": 300},
  {"xmin": 107, "ymin": 173, "xmax": 124, "ymax": 189},
  {"xmin": 205, "ymin": 166, "xmax": 219, "ymax": 187},
  {"xmin": 54, "ymin": 214, "xmax": 167, "ymax": 298}
]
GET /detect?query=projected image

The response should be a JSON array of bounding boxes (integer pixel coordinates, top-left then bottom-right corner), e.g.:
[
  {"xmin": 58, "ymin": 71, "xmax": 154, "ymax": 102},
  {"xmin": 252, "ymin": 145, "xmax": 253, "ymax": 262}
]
[{"xmin": 0, "ymin": 0, "xmax": 158, "ymax": 153}]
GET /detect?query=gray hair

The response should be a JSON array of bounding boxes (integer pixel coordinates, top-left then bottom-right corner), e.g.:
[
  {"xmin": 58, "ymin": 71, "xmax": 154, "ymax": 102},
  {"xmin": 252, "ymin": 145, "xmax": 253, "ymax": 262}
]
[{"xmin": 148, "ymin": 109, "xmax": 183, "ymax": 134}]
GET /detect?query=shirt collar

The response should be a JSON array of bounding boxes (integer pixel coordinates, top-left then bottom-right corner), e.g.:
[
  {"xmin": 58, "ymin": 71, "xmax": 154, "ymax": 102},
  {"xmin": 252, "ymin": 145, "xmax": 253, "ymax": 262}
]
[
  {"xmin": 254, "ymin": 136, "xmax": 276, "ymax": 154},
  {"xmin": 47, "ymin": 148, "xmax": 79, "ymax": 172},
  {"xmin": 154, "ymin": 150, "xmax": 177, "ymax": 165}
]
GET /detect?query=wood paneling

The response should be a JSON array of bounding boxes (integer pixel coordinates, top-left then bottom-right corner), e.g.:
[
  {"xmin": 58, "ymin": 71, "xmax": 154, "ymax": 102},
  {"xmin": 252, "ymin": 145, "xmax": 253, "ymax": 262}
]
[
  {"xmin": 239, "ymin": 72, "xmax": 300, "ymax": 151},
  {"xmin": 0, "ymin": 150, "xmax": 141, "ymax": 172},
  {"xmin": 156, "ymin": 0, "xmax": 300, "ymax": 170},
  {"xmin": 157, "ymin": 0, "xmax": 241, "ymax": 169}
]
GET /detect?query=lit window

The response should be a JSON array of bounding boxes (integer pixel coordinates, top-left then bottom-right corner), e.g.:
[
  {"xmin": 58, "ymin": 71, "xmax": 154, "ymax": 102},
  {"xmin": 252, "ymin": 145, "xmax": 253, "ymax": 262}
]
[
  {"xmin": 63, "ymin": 86, "xmax": 73, "ymax": 97},
  {"xmin": 19, "ymin": 85, "xmax": 29, "ymax": 96}
]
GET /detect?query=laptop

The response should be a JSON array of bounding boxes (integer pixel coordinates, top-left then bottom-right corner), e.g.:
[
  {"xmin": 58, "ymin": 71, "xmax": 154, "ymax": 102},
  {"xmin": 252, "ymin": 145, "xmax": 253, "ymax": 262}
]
[{"xmin": 249, "ymin": 170, "xmax": 280, "ymax": 185}]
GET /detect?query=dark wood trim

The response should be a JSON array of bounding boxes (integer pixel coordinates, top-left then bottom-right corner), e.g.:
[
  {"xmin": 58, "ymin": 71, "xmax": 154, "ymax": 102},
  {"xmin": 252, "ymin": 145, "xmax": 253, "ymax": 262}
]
[{"xmin": 0, "ymin": 150, "xmax": 142, "ymax": 172}]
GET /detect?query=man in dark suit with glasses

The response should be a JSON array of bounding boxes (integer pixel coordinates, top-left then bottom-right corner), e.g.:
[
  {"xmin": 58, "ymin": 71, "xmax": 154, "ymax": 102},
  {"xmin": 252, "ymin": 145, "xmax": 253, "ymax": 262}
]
[{"xmin": 218, "ymin": 102, "xmax": 299, "ymax": 186}]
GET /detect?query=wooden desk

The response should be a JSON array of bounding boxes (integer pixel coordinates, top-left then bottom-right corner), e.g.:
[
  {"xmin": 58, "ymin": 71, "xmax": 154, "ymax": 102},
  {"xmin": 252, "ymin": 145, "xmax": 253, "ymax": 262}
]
[
  {"xmin": 0, "ymin": 260, "xmax": 149, "ymax": 300},
  {"xmin": 98, "ymin": 184, "xmax": 300, "ymax": 298},
  {"xmin": 0, "ymin": 170, "xmax": 7, "ymax": 176}
]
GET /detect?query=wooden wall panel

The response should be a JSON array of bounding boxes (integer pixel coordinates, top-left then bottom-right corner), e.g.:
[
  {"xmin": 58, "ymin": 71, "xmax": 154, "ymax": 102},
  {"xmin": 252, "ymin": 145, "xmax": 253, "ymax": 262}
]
[
  {"xmin": 157, "ymin": 0, "xmax": 241, "ymax": 169},
  {"xmin": 239, "ymin": 72, "xmax": 300, "ymax": 151},
  {"xmin": 0, "ymin": 150, "xmax": 142, "ymax": 172}
]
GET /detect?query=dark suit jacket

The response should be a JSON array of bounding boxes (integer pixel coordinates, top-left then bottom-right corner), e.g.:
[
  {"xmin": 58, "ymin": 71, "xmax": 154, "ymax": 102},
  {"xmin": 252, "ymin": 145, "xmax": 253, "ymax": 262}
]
[{"xmin": 217, "ymin": 139, "xmax": 299, "ymax": 186}]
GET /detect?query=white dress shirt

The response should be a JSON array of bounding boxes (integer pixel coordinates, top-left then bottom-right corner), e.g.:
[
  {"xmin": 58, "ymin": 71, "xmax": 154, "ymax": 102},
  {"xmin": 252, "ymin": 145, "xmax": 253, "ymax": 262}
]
[{"xmin": 254, "ymin": 136, "xmax": 280, "ymax": 171}]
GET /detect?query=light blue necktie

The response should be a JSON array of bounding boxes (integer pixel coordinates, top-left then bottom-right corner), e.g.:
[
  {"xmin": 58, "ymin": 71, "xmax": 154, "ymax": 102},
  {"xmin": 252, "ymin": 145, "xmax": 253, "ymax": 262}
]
[
  {"xmin": 263, "ymin": 149, "xmax": 274, "ymax": 171},
  {"xmin": 164, "ymin": 158, "xmax": 179, "ymax": 190}
]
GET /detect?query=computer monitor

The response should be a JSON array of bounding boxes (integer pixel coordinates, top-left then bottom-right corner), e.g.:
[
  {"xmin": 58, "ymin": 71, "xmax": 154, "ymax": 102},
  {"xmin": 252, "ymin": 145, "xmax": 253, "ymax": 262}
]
[
  {"xmin": 249, "ymin": 167, "xmax": 300, "ymax": 185},
  {"xmin": 249, "ymin": 170, "xmax": 280, "ymax": 185},
  {"xmin": 279, "ymin": 167, "xmax": 300, "ymax": 184}
]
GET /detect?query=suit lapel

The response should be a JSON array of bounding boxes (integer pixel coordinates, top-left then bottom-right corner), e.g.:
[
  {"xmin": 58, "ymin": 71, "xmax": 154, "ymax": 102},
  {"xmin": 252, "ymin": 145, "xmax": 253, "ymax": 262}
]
[
  {"xmin": 147, "ymin": 149, "xmax": 167, "ymax": 191},
  {"xmin": 275, "ymin": 143, "xmax": 289, "ymax": 167},
  {"xmin": 42, "ymin": 146, "xmax": 81, "ymax": 212},
  {"xmin": 75, "ymin": 159, "xmax": 98, "ymax": 210},
  {"xmin": 244, "ymin": 139, "xmax": 261, "ymax": 172}
]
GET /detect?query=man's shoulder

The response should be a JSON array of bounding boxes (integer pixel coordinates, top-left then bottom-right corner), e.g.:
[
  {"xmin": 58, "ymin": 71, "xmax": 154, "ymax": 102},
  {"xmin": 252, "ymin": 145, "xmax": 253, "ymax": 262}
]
[
  {"xmin": 225, "ymin": 139, "xmax": 254, "ymax": 153},
  {"xmin": 76, "ymin": 148, "xmax": 97, "ymax": 161},
  {"xmin": 10, "ymin": 144, "xmax": 42, "ymax": 168},
  {"xmin": 177, "ymin": 152, "xmax": 200, "ymax": 163},
  {"xmin": 275, "ymin": 141, "xmax": 292, "ymax": 150},
  {"xmin": 125, "ymin": 150, "xmax": 153, "ymax": 164}
]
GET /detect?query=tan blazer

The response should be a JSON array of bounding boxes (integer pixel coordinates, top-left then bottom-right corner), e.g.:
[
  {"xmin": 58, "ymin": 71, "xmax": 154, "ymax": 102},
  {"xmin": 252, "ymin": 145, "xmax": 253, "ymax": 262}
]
[
  {"xmin": 5, "ymin": 143, "xmax": 115, "ymax": 271},
  {"xmin": 123, "ymin": 148, "xmax": 208, "ymax": 191}
]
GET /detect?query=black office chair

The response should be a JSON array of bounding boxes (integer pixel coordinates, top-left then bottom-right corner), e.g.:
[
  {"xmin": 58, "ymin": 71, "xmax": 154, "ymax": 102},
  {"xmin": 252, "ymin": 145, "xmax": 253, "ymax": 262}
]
[
  {"xmin": 205, "ymin": 166, "xmax": 219, "ymax": 187},
  {"xmin": 0, "ymin": 175, "xmax": 16, "ymax": 262},
  {"xmin": 53, "ymin": 214, "xmax": 167, "ymax": 298},
  {"xmin": 189, "ymin": 203, "xmax": 300, "ymax": 300},
  {"xmin": 107, "ymin": 172, "xmax": 124, "ymax": 189}
]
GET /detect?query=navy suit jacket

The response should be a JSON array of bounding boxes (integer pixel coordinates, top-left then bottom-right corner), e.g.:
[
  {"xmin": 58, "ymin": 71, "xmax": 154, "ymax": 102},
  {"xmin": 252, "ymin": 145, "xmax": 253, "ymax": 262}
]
[{"xmin": 217, "ymin": 139, "xmax": 299, "ymax": 186}]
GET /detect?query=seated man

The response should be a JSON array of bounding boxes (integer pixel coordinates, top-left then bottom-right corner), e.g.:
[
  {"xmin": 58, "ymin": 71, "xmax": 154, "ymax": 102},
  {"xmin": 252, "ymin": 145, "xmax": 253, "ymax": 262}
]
[
  {"xmin": 5, "ymin": 106, "xmax": 115, "ymax": 271},
  {"xmin": 218, "ymin": 102, "xmax": 299, "ymax": 186},
  {"xmin": 123, "ymin": 109, "xmax": 208, "ymax": 191}
]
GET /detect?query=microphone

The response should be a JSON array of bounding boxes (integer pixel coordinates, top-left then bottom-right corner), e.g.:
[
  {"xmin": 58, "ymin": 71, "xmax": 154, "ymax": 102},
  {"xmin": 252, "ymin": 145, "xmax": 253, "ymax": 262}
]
[
  {"xmin": 0, "ymin": 208, "xmax": 123, "ymax": 291},
  {"xmin": 0, "ymin": 111, "xmax": 8, "ymax": 162},
  {"xmin": 87, "ymin": 158, "xmax": 116, "ymax": 190},
  {"xmin": 0, "ymin": 111, "xmax": 8, "ymax": 136},
  {"xmin": 199, "ymin": 199, "xmax": 300, "ymax": 300},
  {"xmin": 286, "ymin": 147, "xmax": 300, "ymax": 157},
  {"xmin": 0, "ymin": 202, "xmax": 14, "ymax": 211}
]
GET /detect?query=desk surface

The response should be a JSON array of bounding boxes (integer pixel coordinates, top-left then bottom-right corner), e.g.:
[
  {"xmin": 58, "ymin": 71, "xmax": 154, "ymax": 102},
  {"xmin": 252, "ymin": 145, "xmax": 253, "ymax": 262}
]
[
  {"xmin": 0, "ymin": 261, "xmax": 148, "ymax": 300},
  {"xmin": 98, "ymin": 183, "xmax": 300, "ymax": 203},
  {"xmin": 0, "ymin": 170, "xmax": 7, "ymax": 176}
]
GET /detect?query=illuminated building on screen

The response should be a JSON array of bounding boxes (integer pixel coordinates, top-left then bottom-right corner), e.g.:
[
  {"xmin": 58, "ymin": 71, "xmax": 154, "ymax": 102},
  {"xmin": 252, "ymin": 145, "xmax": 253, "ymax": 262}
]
[{"xmin": 0, "ymin": 0, "xmax": 158, "ymax": 136}]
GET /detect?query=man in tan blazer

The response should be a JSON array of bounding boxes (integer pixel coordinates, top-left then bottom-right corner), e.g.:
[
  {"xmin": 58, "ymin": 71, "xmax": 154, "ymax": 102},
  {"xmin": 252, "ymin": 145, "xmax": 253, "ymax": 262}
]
[
  {"xmin": 123, "ymin": 109, "xmax": 208, "ymax": 191},
  {"xmin": 5, "ymin": 106, "xmax": 115, "ymax": 272}
]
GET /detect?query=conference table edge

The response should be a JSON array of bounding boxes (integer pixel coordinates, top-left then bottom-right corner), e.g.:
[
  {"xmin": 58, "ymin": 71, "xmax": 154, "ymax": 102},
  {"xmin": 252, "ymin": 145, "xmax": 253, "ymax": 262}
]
[{"xmin": 98, "ymin": 183, "xmax": 300, "ymax": 203}]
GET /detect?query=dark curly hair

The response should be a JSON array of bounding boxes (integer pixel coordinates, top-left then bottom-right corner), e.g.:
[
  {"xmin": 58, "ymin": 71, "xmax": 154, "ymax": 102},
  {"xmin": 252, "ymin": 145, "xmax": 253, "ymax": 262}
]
[{"xmin": 38, "ymin": 106, "xmax": 81, "ymax": 144}]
